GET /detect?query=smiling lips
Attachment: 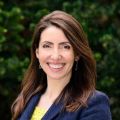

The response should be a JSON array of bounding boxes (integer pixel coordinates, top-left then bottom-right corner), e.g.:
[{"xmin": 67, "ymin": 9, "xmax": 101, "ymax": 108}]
[{"xmin": 47, "ymin": 63, "xmax": 65, "ymax": 71}]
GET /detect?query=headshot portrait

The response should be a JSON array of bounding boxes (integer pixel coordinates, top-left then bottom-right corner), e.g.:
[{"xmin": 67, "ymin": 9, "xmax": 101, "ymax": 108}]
[{"xmin": 11, "ymin": 11, "xmax": 112, "ymax": 120}]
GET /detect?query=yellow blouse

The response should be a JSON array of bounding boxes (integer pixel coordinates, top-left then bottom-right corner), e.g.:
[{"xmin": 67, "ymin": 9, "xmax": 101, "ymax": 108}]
[{"xmin": 31, "ymin": 106, "xmax": 47, "ymax": 120}]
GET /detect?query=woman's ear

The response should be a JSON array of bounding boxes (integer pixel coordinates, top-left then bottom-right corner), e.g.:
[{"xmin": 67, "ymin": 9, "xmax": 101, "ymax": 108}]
[{"xmin": 35, "ymin": 48, "xmax": 39, "ymax": 59}]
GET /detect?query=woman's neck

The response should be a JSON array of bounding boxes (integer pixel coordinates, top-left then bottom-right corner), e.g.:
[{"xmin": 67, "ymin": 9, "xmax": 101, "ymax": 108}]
[
  {"xmin": 37, "ymin": 75, "xmax": 71, "ymax": 110},
  {"xmin": 44, "ymin": 75, "xmax": 71, "ymax": 100}
]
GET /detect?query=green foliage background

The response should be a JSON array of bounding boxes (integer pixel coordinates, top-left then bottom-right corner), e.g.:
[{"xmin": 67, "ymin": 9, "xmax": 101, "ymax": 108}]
[{"xmin": 0, "ymin": 0, "xmax": 120, "ymax": 119}]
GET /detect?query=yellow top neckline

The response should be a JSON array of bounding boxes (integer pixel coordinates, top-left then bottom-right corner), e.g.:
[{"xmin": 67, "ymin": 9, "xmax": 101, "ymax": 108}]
[{"xmin": 31, "ymin": 106, "xmax": 47, "ymax": 120}]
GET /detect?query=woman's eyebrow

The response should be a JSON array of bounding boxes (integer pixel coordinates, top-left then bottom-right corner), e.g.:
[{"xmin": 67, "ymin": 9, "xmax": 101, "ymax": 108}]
[
  {"xmin": 41, "ymin": 41, "xmax": 53, "ymax": 44},
  {"xmin": 41, "ymin": 41, "xmax": 70, "ymax": 45},
  {"xmin": 59, "ymin": 42, "xmax": 70, "ymax": 45}
]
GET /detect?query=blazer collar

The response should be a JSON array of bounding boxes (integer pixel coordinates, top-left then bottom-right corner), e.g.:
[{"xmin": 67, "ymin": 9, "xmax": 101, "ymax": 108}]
[
  {"xmin": 19, "ymin": 92, "xmax": 63, "ymax": 120},
  {"xmin": 42, "ymin": 100, "xmax": 63, "ymax": 120},
  {"xmin": 19, "ymin": 93, "xmax": 41, "ymax": 120}
]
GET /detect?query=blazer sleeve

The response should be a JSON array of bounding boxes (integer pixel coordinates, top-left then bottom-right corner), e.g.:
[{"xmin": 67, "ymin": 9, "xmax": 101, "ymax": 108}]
[{"xmin": 79, "ymin": 91, "xmax": 112, "ymax": 120}]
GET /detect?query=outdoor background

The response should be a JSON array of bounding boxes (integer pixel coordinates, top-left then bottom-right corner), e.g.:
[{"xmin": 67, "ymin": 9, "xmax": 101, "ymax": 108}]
[{"xmin": 0, "ymin": 0, "xmax": 120, "ymax": 119}]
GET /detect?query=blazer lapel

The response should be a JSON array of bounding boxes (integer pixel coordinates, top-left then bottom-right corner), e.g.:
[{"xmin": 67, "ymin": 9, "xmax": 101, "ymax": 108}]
[
  {"xmin": 19, "ymin": 93, "xmax": 41, "ymax": 120},
  {"xmin": 19, "ymin": 93, "xmax": 64, "ymax": 120},
  {"xmin": 42, "ymin": 101, "xmax": 63, "ymax": 120}
]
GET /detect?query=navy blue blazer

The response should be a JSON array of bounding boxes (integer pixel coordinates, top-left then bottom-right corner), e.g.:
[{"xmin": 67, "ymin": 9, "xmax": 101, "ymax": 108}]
[{"xmin": 18, "ymin": 90, "xmax": 112, "ymax": 120}]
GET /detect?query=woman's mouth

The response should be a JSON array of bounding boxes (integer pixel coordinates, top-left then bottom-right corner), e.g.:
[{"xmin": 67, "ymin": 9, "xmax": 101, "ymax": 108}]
[{"xmin": 47, "ymin": 63, "xmax": 65, "ymax": 71}]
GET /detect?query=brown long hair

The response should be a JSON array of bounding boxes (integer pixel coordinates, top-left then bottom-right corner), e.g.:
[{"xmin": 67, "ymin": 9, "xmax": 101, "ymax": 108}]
[{"xmin": 11, "ymin": 10, "xmax": 96, "ymax": 120}]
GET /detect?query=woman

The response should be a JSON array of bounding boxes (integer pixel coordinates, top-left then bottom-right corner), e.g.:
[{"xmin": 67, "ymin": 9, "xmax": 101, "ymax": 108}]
[{"xmin": 11, "ymin": 10, "xmax": 112, "ymax": 120}]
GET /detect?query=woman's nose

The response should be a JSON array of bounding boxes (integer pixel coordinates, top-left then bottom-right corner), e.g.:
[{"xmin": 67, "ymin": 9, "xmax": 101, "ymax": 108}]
[{"xmin": 50, "ymin": 48, "xmax": 62, "ymax": 60}]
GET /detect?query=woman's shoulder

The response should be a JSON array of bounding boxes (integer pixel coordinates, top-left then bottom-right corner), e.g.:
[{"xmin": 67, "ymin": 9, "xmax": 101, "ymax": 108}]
[
  {"xmin": 79, "ymin": 90, "xmax": 112, "ymax": 120},
  {"xmin": 88, "ymin": 90, "xmax": 110, "ymax": 105}
]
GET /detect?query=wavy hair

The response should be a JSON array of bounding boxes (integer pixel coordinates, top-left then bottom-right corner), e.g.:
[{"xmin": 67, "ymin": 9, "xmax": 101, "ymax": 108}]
[{"xmin": 11, "ymin": 10, "xmax": 96, "ymax": 120}]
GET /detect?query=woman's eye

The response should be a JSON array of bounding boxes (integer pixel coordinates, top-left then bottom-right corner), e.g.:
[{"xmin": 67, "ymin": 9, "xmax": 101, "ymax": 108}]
[
  {"xmin": 63, "ymin": 45, "xmax": 71, "ymax": 49},
  {"xmin": 42, "ymin": 44, "xmax": 50, "ymax": 48}
]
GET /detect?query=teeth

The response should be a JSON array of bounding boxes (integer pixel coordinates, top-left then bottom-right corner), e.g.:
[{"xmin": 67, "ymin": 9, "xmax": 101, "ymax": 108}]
[{"xmin": 49, "ymin": 64, "xmax": 64, "ymax": 69}]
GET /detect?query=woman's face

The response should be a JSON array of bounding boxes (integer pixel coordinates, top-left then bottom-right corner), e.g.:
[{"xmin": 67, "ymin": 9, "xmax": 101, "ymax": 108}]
[{"xmin": 36, "ymin": 26, "xmax": 75, "ymax": 81}]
